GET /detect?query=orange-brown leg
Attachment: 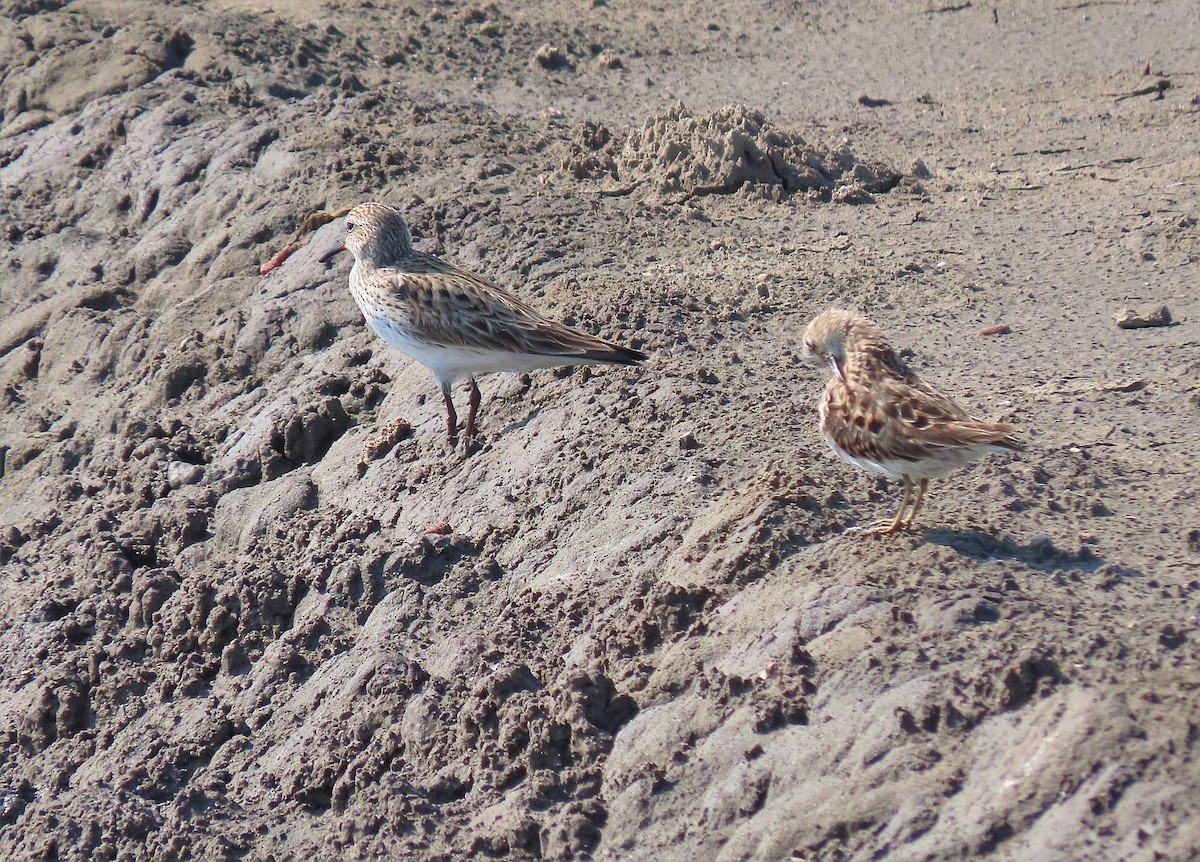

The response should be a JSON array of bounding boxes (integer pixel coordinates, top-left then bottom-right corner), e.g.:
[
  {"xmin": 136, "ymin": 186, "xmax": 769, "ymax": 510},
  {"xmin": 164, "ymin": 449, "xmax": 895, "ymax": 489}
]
[
  {"xmin": 865, "ymin": 475, "xmax": 914, "ymax": 536},
  {"xmin": 902, "ymin": 478, "xmax": 930, "ymax": 528}
]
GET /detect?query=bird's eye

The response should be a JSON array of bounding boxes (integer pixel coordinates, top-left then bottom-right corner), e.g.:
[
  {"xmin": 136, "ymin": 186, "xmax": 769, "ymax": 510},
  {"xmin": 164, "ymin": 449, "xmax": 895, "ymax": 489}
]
[
  {"xmin": 805, "ymin": 339, "xmax": 816, "ymax": 353},
  {"xmin": 346, "ymin": 221, "xmax": 357, "ymax": 231}
]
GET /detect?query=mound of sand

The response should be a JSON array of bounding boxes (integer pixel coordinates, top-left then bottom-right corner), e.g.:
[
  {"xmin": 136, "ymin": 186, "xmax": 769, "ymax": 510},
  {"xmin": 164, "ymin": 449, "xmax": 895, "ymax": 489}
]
[{"xmin": 564, "ymin": 103, "xmax": 906, "ymax": 202}]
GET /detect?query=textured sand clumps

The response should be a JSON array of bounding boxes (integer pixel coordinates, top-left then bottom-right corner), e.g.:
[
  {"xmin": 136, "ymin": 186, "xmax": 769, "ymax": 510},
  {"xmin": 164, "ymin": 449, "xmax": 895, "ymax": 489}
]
[
  {"xmin": 564, "ymin": 103, "xmax": 907, "ymax": 202},
  {"xmin": 0, "ymin": 14, "xmax": 192, "ymax": 123}
]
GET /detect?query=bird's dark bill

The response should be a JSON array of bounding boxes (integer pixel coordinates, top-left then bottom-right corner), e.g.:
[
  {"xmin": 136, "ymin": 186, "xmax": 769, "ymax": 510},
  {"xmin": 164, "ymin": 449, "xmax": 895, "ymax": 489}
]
[{"xmin": 319, "ymin": 243, "xmax": 347, "ymax": 263}]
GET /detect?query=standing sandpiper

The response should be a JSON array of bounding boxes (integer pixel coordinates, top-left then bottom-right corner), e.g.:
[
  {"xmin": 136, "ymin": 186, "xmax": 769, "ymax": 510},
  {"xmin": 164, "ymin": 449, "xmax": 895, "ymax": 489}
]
[
  {"xmin": 803, "ymin": 309, "xmax": 1021, "ymax": 534},
  {"xmin": 320, "ymin": 202, "xmax": 646, "ymax": 448}
]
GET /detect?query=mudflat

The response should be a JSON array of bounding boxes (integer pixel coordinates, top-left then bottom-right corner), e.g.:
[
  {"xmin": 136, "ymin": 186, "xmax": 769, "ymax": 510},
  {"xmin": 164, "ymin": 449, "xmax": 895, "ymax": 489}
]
[{"xmin": 1, "ymin": 1, "xmax": 1197, "ymax": 859}]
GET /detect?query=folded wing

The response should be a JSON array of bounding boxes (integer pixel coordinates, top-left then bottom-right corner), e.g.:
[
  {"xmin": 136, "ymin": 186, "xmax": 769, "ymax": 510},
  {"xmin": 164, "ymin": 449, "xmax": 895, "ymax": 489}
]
[{"xmin": 378, "ymin": 255, "xmax": 646, "ymax": 365}]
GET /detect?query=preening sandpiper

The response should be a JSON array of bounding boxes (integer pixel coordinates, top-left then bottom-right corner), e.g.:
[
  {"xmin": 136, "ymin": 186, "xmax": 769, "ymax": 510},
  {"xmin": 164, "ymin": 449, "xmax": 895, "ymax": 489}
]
[{"xmin": 804, "ymin": 309, "xmax": 1021, "ymax": 534}]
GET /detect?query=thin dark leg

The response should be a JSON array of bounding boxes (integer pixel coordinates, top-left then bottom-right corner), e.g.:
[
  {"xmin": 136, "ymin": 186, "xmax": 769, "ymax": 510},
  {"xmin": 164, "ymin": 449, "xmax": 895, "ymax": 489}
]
[
  {"xmin": 464, "ymin": 379, "xmax": 481, "ymax": 442},
  {"xmin": 442, "ymin": 383, "xmax": 458, "ymax": 441}
]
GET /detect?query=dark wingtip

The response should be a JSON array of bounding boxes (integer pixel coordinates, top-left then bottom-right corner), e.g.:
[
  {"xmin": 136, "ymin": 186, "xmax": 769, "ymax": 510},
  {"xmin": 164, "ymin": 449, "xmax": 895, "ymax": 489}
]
[
  {"xmin": 988, "ymin": 424, "xmax": 1023, "ymax": 452},
  {"xmin": 592, "ymin": 344, "xmax": 647, "ymax": 365},
  {"xmin": 997, "ymin": 422, "xmax": 1023, "ymax": 452},
  {"xmin": 617, "ymin": 345, "xmax": 649, "ymax": 364}
]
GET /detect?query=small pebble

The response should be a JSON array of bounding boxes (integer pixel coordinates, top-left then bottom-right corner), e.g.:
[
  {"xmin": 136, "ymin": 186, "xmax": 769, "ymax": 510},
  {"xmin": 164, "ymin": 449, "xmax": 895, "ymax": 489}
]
[
  {"xmin": 978, "ymin": 323, "xmax": 1011, "ymax": 336},
  {"xmin": 832, "ymin": 185, "xmax": 874, "ymax": 205},
  {"xmin": 1028, "ymin": 531, "xmax": 1056, "ymax": 560},
  {"xmin": 1115, "ymin": 304, "xmax": 1171, "ymax": 329},
  {"xmin": 595, "ymin": 49, "xmax": 623, "ymax": 70},
  {"xmin": 534, "ymin": 43, "xmax": 570, "ymax": 70},
  {"xmin": 167, "ymin": 461, "xmax": 203, "ymax": 489}
]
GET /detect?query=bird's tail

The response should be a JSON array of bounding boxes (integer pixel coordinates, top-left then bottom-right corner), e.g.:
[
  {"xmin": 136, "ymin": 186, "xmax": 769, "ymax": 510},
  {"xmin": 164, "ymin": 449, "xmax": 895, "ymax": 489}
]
[
  {"xmin": 577, "ymin": 341, "xmax": 648, "ymax": 366},
  {"xmin": 926, "ymin": 420, "xmax": 1022, "ymax": 453},
  {"xmin": 537, "ymin": 323, "xmax": 647, "ymax": 366},
  {"xmin": 969, "ymin": 421, "xmax": 1023, "ymax": 453}
]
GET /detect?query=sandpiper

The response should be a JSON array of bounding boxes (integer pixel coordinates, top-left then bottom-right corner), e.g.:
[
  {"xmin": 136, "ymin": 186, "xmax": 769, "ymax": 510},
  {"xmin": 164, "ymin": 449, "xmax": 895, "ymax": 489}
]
[
  {"xmin": 804, "ymin": 308, "xmax": 1021, "ymax": 534},
  {"xmin": 321, "ymin": 202, "xmax": 646, "ymax": 448}
]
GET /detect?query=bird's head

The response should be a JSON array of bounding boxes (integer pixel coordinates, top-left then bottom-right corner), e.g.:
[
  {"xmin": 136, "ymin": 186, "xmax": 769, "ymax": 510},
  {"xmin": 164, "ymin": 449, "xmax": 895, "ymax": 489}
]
[
  {"xmin": 803, "ymin": 308, "xmax": 866, "ymax": 381},
  {"xmin": 320, "ymin": 202, "xmax": 413, "ymax": 265}
]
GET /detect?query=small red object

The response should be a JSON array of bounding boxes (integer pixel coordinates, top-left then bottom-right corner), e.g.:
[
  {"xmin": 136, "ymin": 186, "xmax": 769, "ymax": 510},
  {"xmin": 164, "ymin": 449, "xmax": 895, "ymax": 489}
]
[
  {"xmin": 1142, "ymin": 62, "xmax": 1151, "ymax": 75},
  {"xmin": 424, "ymin": 522, "xmax": 452, "ymax": 535},
  {"xmin": 978, "ymin": 323, "xmax": 1011, "ymax": 336},
  {"xmin": 259, "ymin": 245, "xmax": 295, "ymax": 275}
]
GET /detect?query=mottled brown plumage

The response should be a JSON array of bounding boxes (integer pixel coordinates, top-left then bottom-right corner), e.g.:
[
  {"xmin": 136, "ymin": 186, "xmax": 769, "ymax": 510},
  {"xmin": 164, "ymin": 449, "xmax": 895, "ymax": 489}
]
[
  {"xmin": 804, "ymin": 309, "xmax": 1020, "ymax": 534},
  {"xmin": 321, "ymin": 202, "xmax": 645, "ymax": 447}
]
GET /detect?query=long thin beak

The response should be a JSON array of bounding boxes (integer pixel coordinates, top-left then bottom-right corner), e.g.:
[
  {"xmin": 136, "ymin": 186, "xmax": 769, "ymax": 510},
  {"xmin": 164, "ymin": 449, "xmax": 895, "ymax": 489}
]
[
  {"xmin": 828, "ymin": 356, "xmax": 845, "ymax": 381},
  {"xmin": 319, "ymin": 243, "xmax": 346, "ymax": 264}
]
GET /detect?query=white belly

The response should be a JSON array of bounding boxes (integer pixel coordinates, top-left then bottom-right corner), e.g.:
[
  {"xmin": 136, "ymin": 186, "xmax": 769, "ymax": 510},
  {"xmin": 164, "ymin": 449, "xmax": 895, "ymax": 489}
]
[
  {"xmin": 822, "ymin": 431, "xmax": 907, "ymax": 480},
  {"xmin": 823, "ymin": 430, "xmax": 1005, "ymax": 482},
  {"xmin": 367, "ymin": 314, "xmax": 571, "ymax": 386}
]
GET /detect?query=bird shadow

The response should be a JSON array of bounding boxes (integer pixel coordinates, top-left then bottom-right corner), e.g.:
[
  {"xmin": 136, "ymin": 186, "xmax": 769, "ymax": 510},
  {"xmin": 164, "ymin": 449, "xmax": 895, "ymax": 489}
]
[{"xmin": 920, "ymin": 527, "xmax": 1121, "ymax": 575}]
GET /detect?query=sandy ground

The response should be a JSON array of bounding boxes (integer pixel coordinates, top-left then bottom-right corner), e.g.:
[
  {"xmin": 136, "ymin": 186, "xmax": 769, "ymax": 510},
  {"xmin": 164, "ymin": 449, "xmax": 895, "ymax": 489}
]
[{"xmin": 1, "ymin": 0, "xmax": 1199, "ymax": 859}]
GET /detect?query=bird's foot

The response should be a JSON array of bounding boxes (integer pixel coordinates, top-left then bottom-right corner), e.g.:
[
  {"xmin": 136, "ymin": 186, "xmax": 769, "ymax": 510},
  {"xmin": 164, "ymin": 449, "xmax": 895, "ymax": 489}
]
[
  {"xmin": 445, "ymin": 432, "xmax": 483, "ymax": 459},
  {"xmin": 846, "ymin": 519, "xmax": 910, "ymax": 537},
  {"xmin": 443, "ymin": 436, "xmax": 482, "ymax": 459}
]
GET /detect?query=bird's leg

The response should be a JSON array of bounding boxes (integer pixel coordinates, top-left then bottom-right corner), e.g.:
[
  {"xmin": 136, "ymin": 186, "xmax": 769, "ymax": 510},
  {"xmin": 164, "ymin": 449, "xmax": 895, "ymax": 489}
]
[
  {"xmin": 902, "ymin": 478, "xmax": 930, "ymax": 528},
  {"xmin": 865, "ymin": 475, "xmax": 914, "ymax": 536},
  {"xmin": 464, "ymin": 378, "xmax": 482, "ymax": 443},
  {"xmin": 441, "ymin": 383, "xmax": 458, "ymax": 444}
]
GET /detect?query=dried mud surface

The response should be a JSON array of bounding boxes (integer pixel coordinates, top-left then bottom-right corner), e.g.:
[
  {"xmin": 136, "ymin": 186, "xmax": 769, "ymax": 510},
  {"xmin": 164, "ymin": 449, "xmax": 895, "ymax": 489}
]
[{"xmin": 1, "ymin": 1, "xmax": 1199, "ymax": 860}]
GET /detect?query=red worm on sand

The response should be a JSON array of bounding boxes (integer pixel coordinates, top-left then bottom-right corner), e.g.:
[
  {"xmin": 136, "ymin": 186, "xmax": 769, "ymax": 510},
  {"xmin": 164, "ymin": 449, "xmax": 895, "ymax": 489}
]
[{"xmin": 259, "ymin": 243, "xmax": 299, "ymax": 275}]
